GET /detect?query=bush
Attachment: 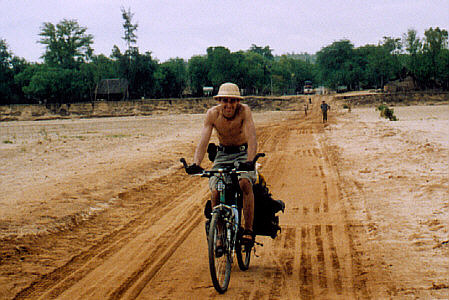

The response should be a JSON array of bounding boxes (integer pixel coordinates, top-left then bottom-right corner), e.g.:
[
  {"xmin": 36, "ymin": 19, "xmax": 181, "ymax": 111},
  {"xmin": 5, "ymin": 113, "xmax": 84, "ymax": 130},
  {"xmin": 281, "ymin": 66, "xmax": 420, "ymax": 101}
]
[{"xmin": 377, "ymin": 104, "xmax": 398, "ymax": 121}]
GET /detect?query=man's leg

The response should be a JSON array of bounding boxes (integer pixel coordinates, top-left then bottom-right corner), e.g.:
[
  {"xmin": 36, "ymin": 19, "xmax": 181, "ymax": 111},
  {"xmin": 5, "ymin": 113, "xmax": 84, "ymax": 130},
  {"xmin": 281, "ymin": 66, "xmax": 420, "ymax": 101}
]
[
  {"xmin": 239, "ymin": 178, "xmax": 254, "ymax": 234},
  {"xmin": 211, "ymin": 189, "xmax": 219, "ymax": 208}
]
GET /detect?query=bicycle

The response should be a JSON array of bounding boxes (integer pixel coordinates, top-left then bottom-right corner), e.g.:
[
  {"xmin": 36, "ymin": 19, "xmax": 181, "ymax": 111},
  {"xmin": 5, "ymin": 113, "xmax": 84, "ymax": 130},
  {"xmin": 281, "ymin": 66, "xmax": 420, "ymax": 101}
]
[{"xmin": 180, "ymin": 153, "xmax": 265, "ymax": 293}]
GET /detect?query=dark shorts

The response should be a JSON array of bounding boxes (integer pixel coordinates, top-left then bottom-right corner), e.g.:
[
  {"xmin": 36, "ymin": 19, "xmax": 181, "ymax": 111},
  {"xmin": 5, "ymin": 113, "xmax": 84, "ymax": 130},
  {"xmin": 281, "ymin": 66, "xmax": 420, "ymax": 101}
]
[{"xmin": 208, "ymin": 145, "xmax": 256, "ymax": 190}]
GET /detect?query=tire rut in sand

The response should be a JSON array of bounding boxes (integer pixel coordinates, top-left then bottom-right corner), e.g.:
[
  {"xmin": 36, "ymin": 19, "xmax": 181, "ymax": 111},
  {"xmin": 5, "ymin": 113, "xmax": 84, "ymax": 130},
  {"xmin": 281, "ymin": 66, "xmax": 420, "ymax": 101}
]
[
  {"xmin": 13, "ymin": 171, "xmax": 207, "ymax": 300},
  {"xmin": 250, "ymin": 107, "xmax": 368, "ymax": 299}
]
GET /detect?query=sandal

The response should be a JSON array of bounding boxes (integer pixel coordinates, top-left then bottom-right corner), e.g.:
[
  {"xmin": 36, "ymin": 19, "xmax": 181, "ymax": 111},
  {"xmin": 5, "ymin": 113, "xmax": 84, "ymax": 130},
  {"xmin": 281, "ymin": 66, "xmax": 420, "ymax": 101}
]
[
  {"xmin": 241, "ymin": 229, "xmax": 255, "ymax": 247},
  {"xmin": 215, "ymin": 239, "xmax": 224, "ymax": 258}
]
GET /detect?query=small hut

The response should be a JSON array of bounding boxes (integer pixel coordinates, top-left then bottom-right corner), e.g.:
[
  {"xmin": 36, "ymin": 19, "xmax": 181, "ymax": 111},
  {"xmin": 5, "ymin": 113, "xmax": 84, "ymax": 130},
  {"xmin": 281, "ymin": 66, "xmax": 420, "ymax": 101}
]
[
  {"xmin": 384, "ymin": 76, "xmax": 415, "ymax": 93},
  {"xmin": 95, "ymin": 79, "xmax": 129, "ymax": 101}
]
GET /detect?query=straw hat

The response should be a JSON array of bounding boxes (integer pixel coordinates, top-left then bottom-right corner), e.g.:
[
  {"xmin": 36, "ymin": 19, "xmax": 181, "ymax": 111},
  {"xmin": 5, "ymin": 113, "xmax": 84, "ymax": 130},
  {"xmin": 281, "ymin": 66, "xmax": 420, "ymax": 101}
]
[{"xmin": 213, "ymin": 82, "xmax": 243, "ymax": 100}]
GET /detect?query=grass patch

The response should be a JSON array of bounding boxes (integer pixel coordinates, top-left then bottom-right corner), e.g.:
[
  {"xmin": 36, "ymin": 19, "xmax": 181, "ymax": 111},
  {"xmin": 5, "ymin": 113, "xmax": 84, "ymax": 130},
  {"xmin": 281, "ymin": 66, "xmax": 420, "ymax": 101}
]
[
  {"xmin": 39, "ymin": 128, "xmax": 48, "ymax": 138},
  {"xmin": 377, "ymin": 104, "xmax": 398, "ymax": 121},
  {"xmin": 106, "ymin": 134, "xmax": 129, "ymax": 138}
]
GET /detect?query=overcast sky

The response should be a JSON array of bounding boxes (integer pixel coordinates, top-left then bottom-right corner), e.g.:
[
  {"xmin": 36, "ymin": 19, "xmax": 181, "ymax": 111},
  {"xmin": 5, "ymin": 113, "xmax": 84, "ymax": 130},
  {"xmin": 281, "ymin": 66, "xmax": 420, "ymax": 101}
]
[{"xmin": 1, "ymin": 0, "xmax": 448, "ymax": 63}]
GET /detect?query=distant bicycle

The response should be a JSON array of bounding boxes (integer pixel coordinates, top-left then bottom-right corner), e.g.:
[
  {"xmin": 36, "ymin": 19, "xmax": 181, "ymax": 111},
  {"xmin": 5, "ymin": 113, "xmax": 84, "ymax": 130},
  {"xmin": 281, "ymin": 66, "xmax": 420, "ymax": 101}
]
[{"xmin": 180, "ymin": 153, "xmax": 265, "ymax": 293}]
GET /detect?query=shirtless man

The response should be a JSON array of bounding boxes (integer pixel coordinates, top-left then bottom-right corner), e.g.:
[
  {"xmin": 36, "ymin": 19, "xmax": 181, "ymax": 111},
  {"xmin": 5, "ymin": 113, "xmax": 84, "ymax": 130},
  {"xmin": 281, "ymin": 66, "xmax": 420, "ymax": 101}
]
[{"xmin": 186, "ymin": 82, "xmax": 257, "ymax": 245}]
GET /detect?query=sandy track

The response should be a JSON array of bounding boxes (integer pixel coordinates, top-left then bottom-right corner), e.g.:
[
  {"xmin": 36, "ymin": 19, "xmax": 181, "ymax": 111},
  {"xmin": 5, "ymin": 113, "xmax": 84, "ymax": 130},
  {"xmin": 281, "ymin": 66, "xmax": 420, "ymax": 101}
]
[
  {"xmin": 10, "ymin": 100, "xmax": 365, "ymax": 299},
  {"xmin": 2, "ymin": 98, "xmax": 448, "ymax": 299}
]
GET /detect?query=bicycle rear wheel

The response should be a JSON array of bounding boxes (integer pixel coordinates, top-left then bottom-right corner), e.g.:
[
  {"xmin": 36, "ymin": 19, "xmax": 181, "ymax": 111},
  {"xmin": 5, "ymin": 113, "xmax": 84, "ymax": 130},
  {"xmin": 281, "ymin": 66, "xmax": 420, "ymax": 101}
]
[{"xmin": 208, "ymin": 211, "xmax": 232, "ymax": 293}]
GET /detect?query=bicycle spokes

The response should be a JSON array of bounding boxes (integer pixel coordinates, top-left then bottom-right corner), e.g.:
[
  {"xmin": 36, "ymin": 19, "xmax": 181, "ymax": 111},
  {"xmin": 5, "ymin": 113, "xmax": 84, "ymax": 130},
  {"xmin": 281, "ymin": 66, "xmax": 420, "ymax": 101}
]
[{"xmin": 208, "ymin": 212, "xmax": 232, "ymax": 293}]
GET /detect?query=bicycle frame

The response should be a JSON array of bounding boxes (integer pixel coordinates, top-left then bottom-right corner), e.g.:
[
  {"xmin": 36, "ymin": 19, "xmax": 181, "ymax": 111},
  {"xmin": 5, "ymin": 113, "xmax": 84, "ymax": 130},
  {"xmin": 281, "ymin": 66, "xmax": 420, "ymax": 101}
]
[
  {"xmin": 180, "ymin": 153, "xmax": 265, "ymax": 293},
  {"xmin": 213, "ymin": 169, "xmax": 241, "ymax": 255}
]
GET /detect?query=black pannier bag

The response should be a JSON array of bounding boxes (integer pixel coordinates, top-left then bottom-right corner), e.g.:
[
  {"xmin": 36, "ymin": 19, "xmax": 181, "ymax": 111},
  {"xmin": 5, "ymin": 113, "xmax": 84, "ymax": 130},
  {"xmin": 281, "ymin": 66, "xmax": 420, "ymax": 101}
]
[
  {"xmin": 204, "ymin": 173, "xmax": 285, "ymax": 239},
  {"xmin": 252, "ymin": 173, "xmax": 285, "ymax": 239}
]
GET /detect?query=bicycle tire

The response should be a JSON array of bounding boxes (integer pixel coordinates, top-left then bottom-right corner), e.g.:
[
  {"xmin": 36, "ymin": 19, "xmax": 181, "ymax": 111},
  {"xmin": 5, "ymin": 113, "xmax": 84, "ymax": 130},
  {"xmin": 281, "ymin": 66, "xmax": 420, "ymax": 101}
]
[
  {"xmin": 208, "ymin": 211, "xmax": 232, "ymax": 293},
  {"xmin": 236, "ymin": 208, "xmax": 251, "ymax": 270},
  {"xmin": 236, "ymin": 236, "xmax": 251, "ymax": 270}
]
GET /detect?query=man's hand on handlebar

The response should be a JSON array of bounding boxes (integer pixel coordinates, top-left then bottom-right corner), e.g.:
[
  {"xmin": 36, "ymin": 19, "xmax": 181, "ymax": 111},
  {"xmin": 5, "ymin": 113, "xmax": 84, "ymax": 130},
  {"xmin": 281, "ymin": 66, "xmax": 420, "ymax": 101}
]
[{"xmin": 185, "ymin": 163, "xmax": 204, "ymax": 174}]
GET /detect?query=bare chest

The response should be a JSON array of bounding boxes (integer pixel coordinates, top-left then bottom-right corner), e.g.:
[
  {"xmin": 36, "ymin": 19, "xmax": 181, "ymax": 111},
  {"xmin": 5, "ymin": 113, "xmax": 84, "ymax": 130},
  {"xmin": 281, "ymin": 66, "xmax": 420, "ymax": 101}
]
[{"xmin": 214, "ymin": 116, "xmax": 245, "ymax": 145}]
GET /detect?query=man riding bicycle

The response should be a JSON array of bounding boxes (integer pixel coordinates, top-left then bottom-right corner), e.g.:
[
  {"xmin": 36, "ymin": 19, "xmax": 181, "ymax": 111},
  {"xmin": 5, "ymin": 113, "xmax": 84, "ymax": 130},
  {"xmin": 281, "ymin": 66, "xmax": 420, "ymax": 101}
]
[{"xmin": 185, "ymin": 82, "xmax": 257, "ymax": 248}]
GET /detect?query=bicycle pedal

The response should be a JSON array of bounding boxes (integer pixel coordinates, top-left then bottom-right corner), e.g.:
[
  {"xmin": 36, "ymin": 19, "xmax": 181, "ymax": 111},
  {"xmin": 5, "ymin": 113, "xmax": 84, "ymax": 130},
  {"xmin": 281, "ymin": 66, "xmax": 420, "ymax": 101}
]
[{"xmin": 253, "ymin": 246, "xmax": 260, "ymax": 258}]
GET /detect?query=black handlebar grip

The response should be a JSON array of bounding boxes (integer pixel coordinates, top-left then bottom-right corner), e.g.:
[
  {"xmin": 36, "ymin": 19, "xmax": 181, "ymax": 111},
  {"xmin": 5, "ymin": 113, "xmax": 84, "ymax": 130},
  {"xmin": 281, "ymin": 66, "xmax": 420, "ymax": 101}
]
[
  {"xmin": 253, "ymin": 153, "xmax": 265, "ymax": 164},
  {"xmin": 180, "ymin": 158, "xmax": 188, "ymax": 169}
]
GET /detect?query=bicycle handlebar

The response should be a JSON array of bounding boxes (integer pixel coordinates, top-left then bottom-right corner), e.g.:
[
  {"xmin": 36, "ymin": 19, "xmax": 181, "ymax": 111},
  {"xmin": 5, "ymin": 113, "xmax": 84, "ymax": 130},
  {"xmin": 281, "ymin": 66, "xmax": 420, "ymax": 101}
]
[
  {"xmin": 180, "ymin": 153, "xmax": 265, "ymax": 177},
  {"xmin": 180, "ymin": 157, "xmax": 188, "ymax": 169}
]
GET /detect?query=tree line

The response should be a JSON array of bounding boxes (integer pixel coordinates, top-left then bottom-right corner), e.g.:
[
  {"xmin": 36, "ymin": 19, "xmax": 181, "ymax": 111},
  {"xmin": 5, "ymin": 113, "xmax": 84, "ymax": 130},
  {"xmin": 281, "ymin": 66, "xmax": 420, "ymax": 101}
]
[{"xmin": 0, "ymin": 8, "xmax": 448, "ymax": 105}]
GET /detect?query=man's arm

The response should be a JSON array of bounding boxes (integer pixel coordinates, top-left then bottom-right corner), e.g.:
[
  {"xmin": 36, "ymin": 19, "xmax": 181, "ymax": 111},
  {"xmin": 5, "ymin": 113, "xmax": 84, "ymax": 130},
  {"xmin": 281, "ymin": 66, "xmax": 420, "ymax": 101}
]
[
  {"xmin": 243, "ymin": 105, "xmax": 257, "ymax": 162},
  {"xmin": 193, "ymin": 109, "xmax": 214, "ymax": 166}
]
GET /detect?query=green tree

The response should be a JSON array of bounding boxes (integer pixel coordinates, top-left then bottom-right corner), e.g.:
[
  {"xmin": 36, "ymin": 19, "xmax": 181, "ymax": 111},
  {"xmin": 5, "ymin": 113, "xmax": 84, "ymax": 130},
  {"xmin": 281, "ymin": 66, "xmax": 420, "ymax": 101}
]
[
  {"xmin": 121, "ymin": 7, "xmax": 138, "ymax": 55},
  {"xmin": 0, "ymin": 39, "xmax": 30, "ymax": 103},
  {"xmin": 16, "ymin": 63, "xmax": 95, "ymax": 103},
  {"xmin": 316, "ymin": 40, "xmax": 355, "ymax": 89},
  {"xmin": 439, "ymin": 48, "xmax": 449, "ymax": 89},
  {"xmin": 21, "ymin": 65, "xmax": 72, "ymax": 102},
  {"xmin": 248, "ymin": 44, "xmax": 274, "ymax": 60},
  {"xmin": 155, "ymin": 58, "xmax": 187, "ymax": 98},
  {"xmin": 116, "ymin": 51, "xmax": 157, "ymax": 99},
  {"xmin": 206, "ymin": 46, "xmax": 235, "ymax": 87},
  {"xmin": 402, "ymin": 29, "xmax": 422, "ymax": 85},
  {"xmin": 241, "ymin": 51, "xmax": 265, "ymax": 94},
  {"xmin": 187, "ymin": 55, "xmax": 210, "ymax": 96},
  {"xmin": 115, "ymin": 7, "xmax": 158, "ymax": 99},
  {"xmin": 423, "ymin": 27, "xmax": 448, "ymax": 87},
  {"xmin": 380, "ymin": 36, "xmax": 402, "ymax": 55},
  {"xmin": 275, "ymin": 56, "xmax": 295, "ymax": 94},
  {"xmin": 89, "ymin": 54, "xmax": 119, "ymax": 83},
  {"xmin": 403, "ymin": 29, "xmax": 422, "ymax": 55},
  {"xmin": 377, "ymin": 37, "xmax": 403, "ymax": 86},
  {"xmin": 0, "ymin": 39, "xmax": 14, "ymax": 103},
  {"xmin": 230, "ymin": 51, "xmax": 248, "ymax": 90},
  {"xmin": 39, "ymin": 19, "xmax": 93, "ymax": 69}
]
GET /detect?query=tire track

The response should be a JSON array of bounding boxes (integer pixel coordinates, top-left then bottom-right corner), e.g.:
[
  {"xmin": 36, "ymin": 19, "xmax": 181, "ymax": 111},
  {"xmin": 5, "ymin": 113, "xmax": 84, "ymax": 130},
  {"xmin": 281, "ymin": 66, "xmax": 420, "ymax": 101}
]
[
  {"xmin": 111, "ymin": 204, "xmax": 203, "ymax": 299},
  {"xmin": 314, "ymin": 225, "xmax": 327, "ymax": 289},
  {"xmin": 14, "ymin": 171, "xmax": 206, "ymax": 299},
  {"xmin": 299, "ymin": 226, "xmax": 313, "ymax": 299},
  {"xmin": 326, "ymin": 225, "xmax": 343, "ymax": 295}
]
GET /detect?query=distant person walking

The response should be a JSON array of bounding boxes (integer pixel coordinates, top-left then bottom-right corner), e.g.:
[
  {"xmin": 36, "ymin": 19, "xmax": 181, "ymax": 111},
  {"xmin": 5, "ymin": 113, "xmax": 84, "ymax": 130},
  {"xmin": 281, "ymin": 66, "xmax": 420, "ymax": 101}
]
[
  {"xmin": 309, "ymin": 98, "xmax": 312, "ymax": 104},
  {"xmin": 304, "ymin": 103, "xmax": 308, "ymax": 116},
  {"xmin": 320, "ymin": 100, "xmax": 330, "ymax": 123}
]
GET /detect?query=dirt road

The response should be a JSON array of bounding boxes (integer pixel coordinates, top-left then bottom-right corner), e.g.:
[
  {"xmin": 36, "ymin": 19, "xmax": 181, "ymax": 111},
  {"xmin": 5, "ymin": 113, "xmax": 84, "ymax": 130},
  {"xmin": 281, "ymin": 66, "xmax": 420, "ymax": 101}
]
[{"xmin": 2, "ymin": 97, "xmax": 448, "ymax": 299}]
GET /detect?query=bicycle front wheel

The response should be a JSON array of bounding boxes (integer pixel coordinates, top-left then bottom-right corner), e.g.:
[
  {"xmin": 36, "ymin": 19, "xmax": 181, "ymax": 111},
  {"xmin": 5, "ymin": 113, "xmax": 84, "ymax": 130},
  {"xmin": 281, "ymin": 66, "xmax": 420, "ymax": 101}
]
[{"xmin": 208, "ymin": 211, "xmax": 232, "ymax": 293}]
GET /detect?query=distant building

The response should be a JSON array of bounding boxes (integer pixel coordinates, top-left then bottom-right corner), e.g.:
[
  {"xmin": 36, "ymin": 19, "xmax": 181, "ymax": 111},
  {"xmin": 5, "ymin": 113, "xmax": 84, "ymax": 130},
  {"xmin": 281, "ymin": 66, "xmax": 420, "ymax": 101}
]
[
  {"xmin": 316, "ymin": 86, "xmax": 330, "ymax": 95},
  {"xmin": 95, "ymin": 79, "xmax": 129, "ymax": 101},
  {"xmin": 337, "ymin": 85, "xmax": 348, "ymax": 93},
  {"xmin": 203, "ymin": 86, "xmax": 213, "ymax": 97}
]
